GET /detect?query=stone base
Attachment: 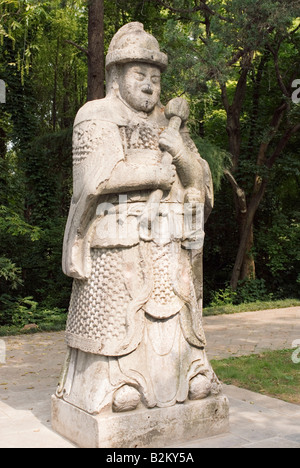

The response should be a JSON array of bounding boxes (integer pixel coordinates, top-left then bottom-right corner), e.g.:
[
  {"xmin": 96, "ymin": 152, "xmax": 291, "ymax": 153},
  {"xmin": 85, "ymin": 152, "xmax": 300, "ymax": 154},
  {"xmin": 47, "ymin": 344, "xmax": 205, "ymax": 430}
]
[{"xmin": 51, "ymin": 394, "xmax": 230, "ymax": 448}]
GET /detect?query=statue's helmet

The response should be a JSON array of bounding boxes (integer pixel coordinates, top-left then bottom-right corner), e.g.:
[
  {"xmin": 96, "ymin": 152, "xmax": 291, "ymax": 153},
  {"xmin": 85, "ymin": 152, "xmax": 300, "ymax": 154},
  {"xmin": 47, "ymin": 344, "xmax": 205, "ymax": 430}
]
[{"xmin": 105, "ymin": 22, "xmax": 168, "ymax": 72}]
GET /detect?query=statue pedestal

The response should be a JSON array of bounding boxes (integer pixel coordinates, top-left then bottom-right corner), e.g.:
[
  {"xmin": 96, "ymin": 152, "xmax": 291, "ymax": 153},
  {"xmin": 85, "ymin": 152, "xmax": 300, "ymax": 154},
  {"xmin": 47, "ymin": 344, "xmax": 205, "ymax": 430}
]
[{"xmin": 51, "ymin": 394, "xmax": 229, "ymax": 448}]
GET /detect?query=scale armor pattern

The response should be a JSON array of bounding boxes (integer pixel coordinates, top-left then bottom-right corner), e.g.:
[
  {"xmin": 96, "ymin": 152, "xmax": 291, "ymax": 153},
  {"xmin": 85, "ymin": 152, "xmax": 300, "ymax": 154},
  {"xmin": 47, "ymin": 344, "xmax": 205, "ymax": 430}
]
[
  {"xmin": 66, "ymin": 248, "xmax": 132, "ymax": 352},
  {"xmin": 150, "ymin": 243, "xmax": 176, "ymax": 306}
]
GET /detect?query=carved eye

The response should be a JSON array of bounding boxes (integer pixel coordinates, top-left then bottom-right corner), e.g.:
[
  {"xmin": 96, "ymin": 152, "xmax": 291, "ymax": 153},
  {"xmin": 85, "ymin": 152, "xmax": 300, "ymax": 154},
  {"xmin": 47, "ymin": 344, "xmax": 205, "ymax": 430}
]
[
  {"xmin": 134, "ymin": 72, "xmax": 145, "ymax": 81},
  {"xmin": 151, "ymin": 76, "xmax": 160, "ymax": 84}
]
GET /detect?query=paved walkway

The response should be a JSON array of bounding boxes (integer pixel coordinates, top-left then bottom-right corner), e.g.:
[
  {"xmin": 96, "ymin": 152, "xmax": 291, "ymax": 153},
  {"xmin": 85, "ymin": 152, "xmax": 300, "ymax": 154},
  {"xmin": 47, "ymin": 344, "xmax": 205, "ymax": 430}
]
[
  {"xmin": 0, "ymin": 306, "xmax": 299, "ymax": 448},
  {"xmin": 204, "ymin": 306, "xmax": 300, "ymax": 360}
]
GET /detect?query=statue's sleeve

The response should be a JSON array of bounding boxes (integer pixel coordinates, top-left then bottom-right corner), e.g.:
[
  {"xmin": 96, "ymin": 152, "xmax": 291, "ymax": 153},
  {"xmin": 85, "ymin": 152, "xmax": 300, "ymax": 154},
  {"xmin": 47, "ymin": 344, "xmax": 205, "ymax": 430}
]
[
  {"xmin": 181, "ymin": 130, "xmax": 214, "ymax": 311},
  {"xmin": 62, "ymin": 112, "xmax": 124, "ymax": 280},
  {"xmin": 181, "ymin": 131, "xmax": 214, "ymax": 223},
  {"xmin": 200, "ymin": 158, "xmax": 214, "ymax": 223}
]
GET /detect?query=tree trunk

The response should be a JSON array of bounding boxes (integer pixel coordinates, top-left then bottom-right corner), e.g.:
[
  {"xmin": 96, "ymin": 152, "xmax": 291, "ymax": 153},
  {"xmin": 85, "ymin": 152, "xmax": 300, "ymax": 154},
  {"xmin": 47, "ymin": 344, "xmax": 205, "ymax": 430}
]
[
  {"xmin": 224, "ymin": 169, "xmax": 256, "ymax": 288},
  {"xmin": 0, "ymin": 126, "xmax": 6, "ymax": 159},
  {"xmin": 221, "ymin": 56, "xmax": 256, "ymax": 289},
  {"xmin": 87, "ymin": 0, "xmax": 105, "ymax": 101},
  {"xmin": 226, "ymin": 108, "xmax": 242, "ymax": 173},
  {"xmin": 52, "ymin": 38, "xmax": 59, "ymax": 131},
  {"xmin": 230, "ymin": 185, "xmax": 266, "ymax": 290},
  {"xmin": 240, "ymin": 221, "xmax": 255, "ymax": 281}
]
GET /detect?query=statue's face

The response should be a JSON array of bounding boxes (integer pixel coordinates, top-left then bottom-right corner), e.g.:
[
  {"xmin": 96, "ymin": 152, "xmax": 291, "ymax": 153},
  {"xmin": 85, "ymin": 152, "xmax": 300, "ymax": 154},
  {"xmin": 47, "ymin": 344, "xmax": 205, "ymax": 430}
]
[{"xmin": 118, "ymin": 63, "xmax": 161, "ymax": 113}]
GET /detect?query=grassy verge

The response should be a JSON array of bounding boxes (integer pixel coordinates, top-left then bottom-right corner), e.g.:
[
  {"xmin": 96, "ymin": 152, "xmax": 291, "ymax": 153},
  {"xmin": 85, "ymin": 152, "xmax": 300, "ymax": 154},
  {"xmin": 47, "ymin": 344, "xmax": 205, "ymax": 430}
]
[
  {"xmin": 0, "ymin": 318, "xmax": 67, "ymax": 337},
  {"xmin": 0, "ymin": 298, "xmax": 299, "ymax": 335},
  {"xmin": 203, "ymin": 298, "xmax": 300, "ymax": 317},
  {"xmin": 212, "ymin": 349, "xmax": 300, "ymax": 405}
]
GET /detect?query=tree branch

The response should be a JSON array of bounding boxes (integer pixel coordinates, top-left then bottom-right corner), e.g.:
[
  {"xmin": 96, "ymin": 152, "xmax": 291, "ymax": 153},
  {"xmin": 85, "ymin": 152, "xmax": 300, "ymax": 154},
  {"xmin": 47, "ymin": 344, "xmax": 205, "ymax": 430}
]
[
  {"xmin": 199, "ymin": 34, "xmax": 208, "ymax": 45},
  {"xmin": 290, "ymin": 23, "xmax": 300, "ymax": 35},
  {"xmin": 224, "ymin": 169, "xmax": 247, "ymax": 214},
  {"xmin": 230, "ymin": 179, "xmax": 267, "ymax": 290},
  {"xmin": 266, "ymin": 123, "xmax": 300, "ymax": 169},
  {"xmin": 227, "ymin": 48, "xmax": 249, "ymax": 67},
  {"xmin": 150, "ymin": 0, "xmax": 233, "ymax": 22},
  {"xmin": 247, "ymin": 51, "xmax": 271, "ymax": 158},
  {"xmin": 65, "ymin": 39, "xmax": 89, "ymax": 57},
  {"xmin": 233, "ymin": 52, "xmax": 253, "ymax": 110},
  {"xmin": 219, "ymin": 82, "xmax": 229, "ymax": 112},
  {"xmin": 255, "ymin": 101, "xmax": 287, "ymax": 170},
  {"xmin": 267, "ymin": 43, "xmax": 290, "ymax": 98}
]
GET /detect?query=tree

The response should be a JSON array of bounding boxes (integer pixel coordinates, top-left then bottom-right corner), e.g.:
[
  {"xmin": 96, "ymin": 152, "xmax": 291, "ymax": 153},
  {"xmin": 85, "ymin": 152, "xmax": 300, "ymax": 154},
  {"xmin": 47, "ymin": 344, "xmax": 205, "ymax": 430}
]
[
  {"xmin": 0, "ymin": 0, "xmax": 299, "ymax": 326},
  {"xmin": 67, "ymin": 0, "xmax": 161, "ymax": 101},
  {"xmin": 65, "ymin": 0, "xmax": 105, "ymax": 101},
  {"xmin": 87, "ymin": 0, "xmax": 105, "ymax": 101},
  {"xmin": 152, "ymin": 0, "xmax": 300, "ymax": 289}
]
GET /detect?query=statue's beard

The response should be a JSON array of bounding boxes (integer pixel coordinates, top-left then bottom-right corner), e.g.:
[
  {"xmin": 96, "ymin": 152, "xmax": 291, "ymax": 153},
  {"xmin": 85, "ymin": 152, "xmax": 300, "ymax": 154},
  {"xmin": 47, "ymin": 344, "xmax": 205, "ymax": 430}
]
[
  {"xmin": 119, "ymin": 88, "xmax": 159, "ymax": 114},
  {"xmin": 135, "ymin": 96, "xmax": 157, "ymax": 113}
]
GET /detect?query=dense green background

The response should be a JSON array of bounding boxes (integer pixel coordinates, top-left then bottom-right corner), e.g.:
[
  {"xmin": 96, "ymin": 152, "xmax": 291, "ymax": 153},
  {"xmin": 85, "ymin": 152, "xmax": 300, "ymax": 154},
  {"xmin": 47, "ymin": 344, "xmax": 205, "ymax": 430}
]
[{"xmin": 0, "ymin": 0, "xmax": 299, "ymax": 329}]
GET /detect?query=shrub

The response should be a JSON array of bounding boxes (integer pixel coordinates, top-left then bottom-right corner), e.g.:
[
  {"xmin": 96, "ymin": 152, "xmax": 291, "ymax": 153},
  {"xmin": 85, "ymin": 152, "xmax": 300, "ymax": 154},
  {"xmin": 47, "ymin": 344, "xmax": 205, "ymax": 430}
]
[
  {"xmin": 210, "ymin": 286, "xmax": 237, "ymax": 307},
  {"xmin": 209, "ymin": 278, "xmax": 271, "ymax": 307},
  {"xmin": 0, "ymin": 294, "xmax": 67, "ymax": 329},
  {"xmin": 235, "ymin": 278, "xmax": 270, "ymax": 304}
]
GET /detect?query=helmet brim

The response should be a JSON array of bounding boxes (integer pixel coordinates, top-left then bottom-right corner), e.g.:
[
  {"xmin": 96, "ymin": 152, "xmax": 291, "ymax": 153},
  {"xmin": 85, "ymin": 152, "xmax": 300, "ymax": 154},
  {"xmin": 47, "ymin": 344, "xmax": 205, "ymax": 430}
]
[{"xmin": 106, "ymin": 48, "xmax": 168, "ymax": 72}]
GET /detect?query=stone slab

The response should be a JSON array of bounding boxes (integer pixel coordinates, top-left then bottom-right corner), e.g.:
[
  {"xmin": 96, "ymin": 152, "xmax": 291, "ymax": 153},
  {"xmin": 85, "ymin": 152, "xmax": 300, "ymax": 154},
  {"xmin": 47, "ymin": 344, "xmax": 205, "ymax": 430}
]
[
  {"xmin": 51, "ymin": 393, "xmax": 229, "ymax": 448},
  {"xmin": 242, "ymin": 436, "xmax": 300, "ymax": 449}
]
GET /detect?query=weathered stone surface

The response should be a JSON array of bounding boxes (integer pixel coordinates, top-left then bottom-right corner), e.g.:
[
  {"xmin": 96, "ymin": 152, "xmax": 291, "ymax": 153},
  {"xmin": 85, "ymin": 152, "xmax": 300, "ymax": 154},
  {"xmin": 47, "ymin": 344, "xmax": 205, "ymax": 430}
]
[
  {"xmin": 52, "ymin": 21, "xmax": 229, "ymax": 448},
  {"xmin": 51, "ymin": 394, "xmax": 229, "ymax": 449}
]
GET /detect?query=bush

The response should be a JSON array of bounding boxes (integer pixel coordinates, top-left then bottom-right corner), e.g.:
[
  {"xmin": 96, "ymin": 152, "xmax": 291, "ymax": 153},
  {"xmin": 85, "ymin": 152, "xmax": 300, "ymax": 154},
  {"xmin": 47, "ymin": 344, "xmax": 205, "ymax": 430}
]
[
  {"xmin": 0, "ymin": 256, "xmax": 23, "ymax": 291},
  {"xmin": 209, "ymin": 278, "xmax": 271, "ymax": 307},
  {"xmin": 210, "ymin": 286, "xmax": 237, "ymax": 307},
  {"xmin": 0, "ymin": 294, "xmax": 67, "ymax": 329},
  {"xmin": 235, "ymin": 278, "xmax": 270, "ymax": 304}
]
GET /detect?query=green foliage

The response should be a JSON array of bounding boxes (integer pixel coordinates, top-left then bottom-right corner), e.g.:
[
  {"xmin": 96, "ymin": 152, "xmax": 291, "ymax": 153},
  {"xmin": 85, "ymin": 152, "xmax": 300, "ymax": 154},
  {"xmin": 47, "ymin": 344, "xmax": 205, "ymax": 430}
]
[
  {"xmin": 0, "ymin": 205, "xmax": 41, "ymax": 241},
  {"xmin": 209, "ymin": 278, "xmax": 272, "ymax": 307},
  {"xmin": 204, "ymin": 298, "xmax": 300, "ymax": 317},
  {"xmin": 0, "ymin": 294, "xmax": 66, "ymax": 329},
  {"xmin": 235, "ymin": 278, "xmax": 270, "ymax": 303},
  {"xmin": 2, "ymin": 295, "xmax": 40, "ymax": 327},
  {"xmin": 0, "ymin": 0, "xmax": 299, "ymax": 330},
  {"xmin": 193, "ymin": 137, "xmax": 232, "ymax": 191},
  {"xmin": 210, "ymin": 286, "xmax": 237, "ymax": 307},
  {"xmin": 0, "ymin": 257, "xmax": 23, "ymax": 290},
  {"xmin": 21, "ymin": 128, "xmax": 73, "ymax": 223},
  {"xmin": 259, "ymin": 215, "xmax": 299, "ymax": 277}
]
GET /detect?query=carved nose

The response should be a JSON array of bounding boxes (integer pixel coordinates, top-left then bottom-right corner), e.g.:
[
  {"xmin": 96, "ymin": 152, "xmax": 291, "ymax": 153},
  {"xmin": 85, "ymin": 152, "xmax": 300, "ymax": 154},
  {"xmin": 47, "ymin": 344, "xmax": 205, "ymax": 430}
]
[{"xmin": 141, "ymin": 84, "xmax": 153, "ymax": 95}]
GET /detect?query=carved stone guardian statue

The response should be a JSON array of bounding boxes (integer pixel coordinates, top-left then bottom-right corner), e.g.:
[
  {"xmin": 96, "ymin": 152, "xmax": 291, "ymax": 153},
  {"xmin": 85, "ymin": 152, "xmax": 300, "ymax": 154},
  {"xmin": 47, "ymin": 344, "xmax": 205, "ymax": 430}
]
[{"xmin": 52, "ymin": 22, "xmax": 229, "ymax": 448}]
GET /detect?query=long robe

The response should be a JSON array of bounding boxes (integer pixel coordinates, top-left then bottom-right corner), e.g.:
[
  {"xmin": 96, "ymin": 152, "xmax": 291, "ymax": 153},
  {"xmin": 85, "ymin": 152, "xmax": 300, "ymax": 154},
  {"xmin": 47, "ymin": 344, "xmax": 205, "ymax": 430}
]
[{"xmin": 57, "ymin": 95, "xmax": 220, "ymax": 413}]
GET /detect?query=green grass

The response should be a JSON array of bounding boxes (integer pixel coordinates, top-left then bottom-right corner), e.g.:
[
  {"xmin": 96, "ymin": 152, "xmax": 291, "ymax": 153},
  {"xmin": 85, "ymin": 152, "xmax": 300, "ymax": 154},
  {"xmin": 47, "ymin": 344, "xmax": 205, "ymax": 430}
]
[
  {"xmin": 0, "ymin": 298, "xmax": 299, "ymax": 336},
  {"xmin": 203, "ymin": 298, "xmax": 300, "ymax": 317},
  {"xmin": 0, "ymin": 317, "xmax": 67, "ymax": 336},
  {"xmin": 212, "ymin": 349, "xmax": 300, "ymax": 405}
]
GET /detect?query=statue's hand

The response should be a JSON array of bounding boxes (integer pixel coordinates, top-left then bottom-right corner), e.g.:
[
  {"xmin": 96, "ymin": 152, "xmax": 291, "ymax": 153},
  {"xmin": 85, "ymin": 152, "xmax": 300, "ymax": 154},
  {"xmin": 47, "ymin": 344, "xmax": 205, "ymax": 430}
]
[
  {"xmin": 157, "ymin": 163, "xmax": 176, "ymax": 190},
  {"xmin": 159, "ymin": 128, "xmax": 185, "ymax": 159}
]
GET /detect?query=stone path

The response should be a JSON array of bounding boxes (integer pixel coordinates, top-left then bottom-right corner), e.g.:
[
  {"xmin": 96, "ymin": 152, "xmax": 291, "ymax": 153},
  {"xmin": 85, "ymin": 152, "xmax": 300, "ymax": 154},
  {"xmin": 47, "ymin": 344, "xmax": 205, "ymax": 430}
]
[
  {"xmin": 0, "ymin": 306, "xmax": 299, "ymax": 448},
  {"xmin": 204, "ymin": 306, "xmax": 300, "ymax": 360}
]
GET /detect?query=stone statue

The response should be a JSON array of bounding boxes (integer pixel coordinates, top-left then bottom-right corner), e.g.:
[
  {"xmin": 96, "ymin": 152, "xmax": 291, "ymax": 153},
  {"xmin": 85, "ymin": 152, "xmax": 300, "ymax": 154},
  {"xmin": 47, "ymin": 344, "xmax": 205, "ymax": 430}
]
[{"xmin": 52, "ymin": 22, "xmax": 229, "ymax": 448}]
